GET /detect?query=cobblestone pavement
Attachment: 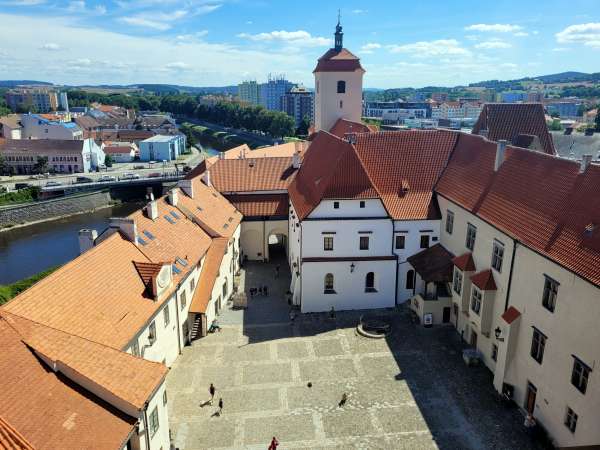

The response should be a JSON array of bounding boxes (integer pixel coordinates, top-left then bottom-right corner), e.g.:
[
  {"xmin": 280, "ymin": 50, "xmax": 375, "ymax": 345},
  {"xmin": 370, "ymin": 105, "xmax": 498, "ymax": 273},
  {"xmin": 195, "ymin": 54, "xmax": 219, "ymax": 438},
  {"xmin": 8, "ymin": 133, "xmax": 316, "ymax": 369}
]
[{"xmin": 167, "ymin": 260, "xmax": 542, "ymax": 450}]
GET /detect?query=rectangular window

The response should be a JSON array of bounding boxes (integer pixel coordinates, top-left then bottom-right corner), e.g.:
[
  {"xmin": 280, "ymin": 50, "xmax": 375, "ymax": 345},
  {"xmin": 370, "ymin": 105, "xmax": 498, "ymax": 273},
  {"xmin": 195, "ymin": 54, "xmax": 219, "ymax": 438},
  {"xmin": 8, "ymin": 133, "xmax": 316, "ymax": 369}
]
[
  {"xmin": 148, "ymin": 321, "xmax": 156, "ymax": 344},
  {"xmin": 466, "ymin": 223, "xmax": 477, "ymax": 251},
  {"xmin": 359, "ymin": 200, "xmax": 365, "ymax": 208},
  {"xmin": 453, "ymin": 268, "xmax": 463, "ymax": 295},
  {"xmin": 470, "ymin": 287, "xmax": 482, "ymax": 315},
  {"xmin": 565, "ymin": 407, "xmax": 578, "ymax": 433},
  {"xmin": 323, "ymin": 236, "xmax": 334, "ymax": 251},
  {"xmin": 180, "ymin": 291, "xmax": 187, "ymax": 310},
  {"xmin": 491, "ymin": 343, "xmax": 498, "ymax": 362},
  {"xmin": 163, "ymin": 304, "xmax": 170, "ymax": 327},
  {"xmin": 571, "ymin": 357, "xmax": 591, "ymax": 394},
  {"xmin": 446, "ymin": 210, "xmax": 454, "ymax": 234},
  {"xmin": 530, "ymin": 327, "xmax": 546, "ymax": 364},
  {"xmin": 333, "ymin": 201, "xmax": 339, "ymax": 209},
  {"xmin": 542, "ymin": 276, "xmax": 559, "ymax": 312},
  {"xmin": 149, "ymin": 406, "xmax": 159, "ymax": 438},
  {"xmin": 359, "ymin": 236, "xmax": 369, "ymax": 250},
  {"xmin": 222, "ymin": 281, "xmax": 228, "ymax": 298},
  {"xmin": 132, "ymin": 340, "xmax": 140, "ymax": 357},
  {"xmin": 190, "ymin": 278, "xmax": 195, "ymax": 292},
  {"xmin": 420, "ymin": 235, "xmax": 430, "ymax": 249},
  {"xmin": 395, "ymin": 235, "xmax": 405, "ymax": 250},
  {"xmin": 491, "ymin": 240, "xmax": 504, "ymax": 272},
  {"xmin": 162, "ymin": 390, "xmax": 168, "ymax": 406}
]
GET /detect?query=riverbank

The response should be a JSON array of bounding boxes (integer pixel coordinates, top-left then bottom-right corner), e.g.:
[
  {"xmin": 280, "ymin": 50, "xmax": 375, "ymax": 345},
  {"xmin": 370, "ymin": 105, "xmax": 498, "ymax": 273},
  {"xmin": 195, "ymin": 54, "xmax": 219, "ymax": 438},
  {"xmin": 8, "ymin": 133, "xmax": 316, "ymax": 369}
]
[{"xmin": 0, "ymin": 266, "xmax": 59, "ymax": 305}]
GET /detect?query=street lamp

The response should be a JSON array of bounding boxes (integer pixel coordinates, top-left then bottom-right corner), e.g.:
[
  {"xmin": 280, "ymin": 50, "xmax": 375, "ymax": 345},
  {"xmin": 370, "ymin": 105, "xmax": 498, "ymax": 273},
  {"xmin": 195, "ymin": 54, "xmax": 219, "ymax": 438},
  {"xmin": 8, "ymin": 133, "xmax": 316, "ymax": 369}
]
[
  {"xmin": 350, "ymin": 262, "xmax": 355, "ymax": 273},
  {"xmin": 494, "ymin": 326, "xmax": 505, "ymax": 342}
]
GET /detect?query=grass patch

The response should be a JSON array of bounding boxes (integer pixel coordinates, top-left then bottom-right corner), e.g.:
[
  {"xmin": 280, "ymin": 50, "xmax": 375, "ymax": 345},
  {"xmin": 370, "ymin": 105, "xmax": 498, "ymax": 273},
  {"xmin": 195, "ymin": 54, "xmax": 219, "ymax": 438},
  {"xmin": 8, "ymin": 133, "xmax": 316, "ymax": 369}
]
[
  {"xmin": 0, "ymin": 186, "xmax": 41, "ymax": 206},
  {"xmin": 0, "ymin": 265, "xmax": 59, "ymax": 305}
]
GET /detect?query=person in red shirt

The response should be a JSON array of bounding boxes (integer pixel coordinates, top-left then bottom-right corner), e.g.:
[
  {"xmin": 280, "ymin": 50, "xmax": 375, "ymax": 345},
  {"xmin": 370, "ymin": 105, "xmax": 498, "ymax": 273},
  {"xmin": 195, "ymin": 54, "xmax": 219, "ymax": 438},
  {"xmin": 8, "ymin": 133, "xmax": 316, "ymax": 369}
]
[{"xmin": 268, "ymin": 436, "xmax": 279, "ymax": 450}]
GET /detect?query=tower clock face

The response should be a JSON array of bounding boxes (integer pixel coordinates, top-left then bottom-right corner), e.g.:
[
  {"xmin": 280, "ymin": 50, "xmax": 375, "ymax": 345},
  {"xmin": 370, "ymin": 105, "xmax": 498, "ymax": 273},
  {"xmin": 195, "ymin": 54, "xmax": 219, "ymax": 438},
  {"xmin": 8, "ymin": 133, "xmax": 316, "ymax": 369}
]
[{"xmin": 157, "ymin": 268, "xmax": 170, "ymax": 288}]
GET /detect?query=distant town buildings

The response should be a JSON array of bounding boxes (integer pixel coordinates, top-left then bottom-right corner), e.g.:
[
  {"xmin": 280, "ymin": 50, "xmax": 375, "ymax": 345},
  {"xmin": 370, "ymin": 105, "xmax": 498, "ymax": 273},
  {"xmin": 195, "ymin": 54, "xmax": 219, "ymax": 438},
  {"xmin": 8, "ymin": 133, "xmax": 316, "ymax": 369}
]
[
  {"xmin": 4, "ymin": 88, "xmax": 65, "ymax": 113},
  {"xmin": 139, "ymin": 134, "xmax": 186, "ymax": 162},
  {"xmin": 281, "ymin": 86, "xmax": 314, "ymax": 127},
  {"xmin": 238, "ymin": 80, "xmax": 261, "ymax": 105},
  {"xmin": 363, "ymin": 101, "xmax": 431, "ymax": 124}
]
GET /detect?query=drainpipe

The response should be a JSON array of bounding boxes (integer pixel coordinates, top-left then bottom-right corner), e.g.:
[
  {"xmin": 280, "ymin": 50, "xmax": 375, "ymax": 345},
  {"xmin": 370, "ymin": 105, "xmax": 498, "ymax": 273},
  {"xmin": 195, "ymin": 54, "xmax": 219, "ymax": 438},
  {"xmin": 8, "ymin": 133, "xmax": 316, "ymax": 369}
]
[
  {"xmin": 504, "ymin": 240, "xmax": 518, "ymax": 312},
  {"xmin": 142, "ymin": 402, "xmax": 151, "ymax": 450},
  {"xmin": 263, "ymin": 219, "xmax": 266, "ymax": 261},
  {"xmin": 174, "ymin": 293, "xmax": 182, "ymax": 354},
  {"xmin": 392, "ymin": 221, "xmax": 399, "ymax": 306}
]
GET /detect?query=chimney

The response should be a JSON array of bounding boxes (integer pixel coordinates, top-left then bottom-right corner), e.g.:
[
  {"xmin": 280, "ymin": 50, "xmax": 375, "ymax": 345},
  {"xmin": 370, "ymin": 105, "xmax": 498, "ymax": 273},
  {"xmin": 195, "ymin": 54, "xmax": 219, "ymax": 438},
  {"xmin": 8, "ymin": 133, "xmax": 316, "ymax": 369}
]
[
  {"xmin": 292, "ymin": 151, "xmax": 301, "ymax": 169},
  {"xmin": 78, "ymin": 229, "xmax": 97, "ymax": 254},
  {"xmin": 580, "ymin": 154, "xmax": 593, "ymax": 173},
  {"xmin": 494, "ymin": 140, "xmax": 507, "ymax": 172},
  {"xmin": 168, "ymin": 189, "xmax": 179, "ymax": 206},
  {"xmin": 146, "ymin": 200, "xmax": 158, "ymax": 220},
  {"xmin": 203, "ymin": 170, "xmax": 211, "ymax": 187},
  {"xmin": 109, "ymin": 217, "xmax": 138, "ymax": 243},
  {"xmin": 178, "ymin": 179, "xmax": 194, "ymax": 198},
  {"xmin": 218, "ymin": 151, "xmax": 225, "ymax": 160}
]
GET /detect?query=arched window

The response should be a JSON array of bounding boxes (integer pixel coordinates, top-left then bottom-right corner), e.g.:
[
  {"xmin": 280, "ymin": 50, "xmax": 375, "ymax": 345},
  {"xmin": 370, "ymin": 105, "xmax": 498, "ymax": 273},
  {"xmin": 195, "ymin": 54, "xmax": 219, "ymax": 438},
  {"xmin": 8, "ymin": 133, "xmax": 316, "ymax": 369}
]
[
  {"xmin": 406, "ymin": 269, "xmax": 415, "ymax": 290},
  {"xmin": 337, "ymin": 80, "xmax": 346, "ymax": 93},
  {"xmin": 365, "ymin": 272, "xmax": 376, "ymax": 292},
  {"xmin": 324, "ymin": 273, "xmax": 335, "ymax": 293}
]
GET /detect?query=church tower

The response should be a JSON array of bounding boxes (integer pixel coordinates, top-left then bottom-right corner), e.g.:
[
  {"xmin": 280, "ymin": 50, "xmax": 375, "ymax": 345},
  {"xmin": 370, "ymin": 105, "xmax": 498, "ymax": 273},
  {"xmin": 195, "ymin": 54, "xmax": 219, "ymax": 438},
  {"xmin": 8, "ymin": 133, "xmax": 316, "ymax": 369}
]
[{"xmin": 313, "ymin": 17, "xmax": 365, "ymax": 132}]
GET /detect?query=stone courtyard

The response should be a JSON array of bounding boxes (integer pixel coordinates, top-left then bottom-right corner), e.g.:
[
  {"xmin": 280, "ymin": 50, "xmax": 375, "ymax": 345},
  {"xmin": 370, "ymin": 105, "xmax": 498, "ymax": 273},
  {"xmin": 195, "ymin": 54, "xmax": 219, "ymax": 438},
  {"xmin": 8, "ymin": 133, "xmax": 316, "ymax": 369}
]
[{"xmin": 167, "ymin": 259, "xmax": 542, "ymax": 450}]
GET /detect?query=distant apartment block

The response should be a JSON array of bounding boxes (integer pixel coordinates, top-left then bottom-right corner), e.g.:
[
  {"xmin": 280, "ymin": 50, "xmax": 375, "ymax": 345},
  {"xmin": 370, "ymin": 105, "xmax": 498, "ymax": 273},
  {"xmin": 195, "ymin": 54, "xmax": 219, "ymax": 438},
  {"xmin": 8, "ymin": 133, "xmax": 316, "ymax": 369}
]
[
  {"xmin": 363, "ymin": 101, "xmax": 431, "ymax": 124},
  {"xmin": 546, "ymin": 101, "xmax": 582, "ymax": 118},
  {"xmin": 281, "ymin": 86, "xmax": 314, "ymax": 127},
  {"xmin": 238, "ymin": 80, "xmax": 261, "ymax": 105},
  {"xmin": 139, "ymin": 134, "xmax": 186, "ymax": 162},
  {"xmin": 260, "ymin": 75, "xmax": 295, "ymax": 111},
  {"xmin": 431, "ymin": 92, "xmax": 449, "ymax": 103},
  {"xmin": 5, "ymin": 88, "xmax": 60, "ymax": 113},
  {"xmin": 499, "ymin": 91, "xmax": 528, "ymax": 103}
]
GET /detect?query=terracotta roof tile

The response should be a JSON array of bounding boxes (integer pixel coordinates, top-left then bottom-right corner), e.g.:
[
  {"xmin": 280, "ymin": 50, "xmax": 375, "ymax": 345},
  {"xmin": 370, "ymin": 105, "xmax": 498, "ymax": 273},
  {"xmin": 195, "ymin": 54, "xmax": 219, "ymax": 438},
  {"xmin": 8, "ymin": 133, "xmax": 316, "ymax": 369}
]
[
  {"xmin": 472, "ymin": 103, "xmax": 555, "ymax": 155},
  {"xmin": 436, "ymin": 133, "xmax": 600, "ymax": 286},
  {"xmin": 0, "ymin": 416, "xmax": 34, "ymax": 450},
  {"xmin": 190, "ymin": 238, "xmax": 228, "ymax": 314},
  {"xmin": 452, "ymin": 252, "xmax": 476, "ymax": 272},
  {"xmin": 133, "ymin": 261, "xmax": 164, "ymax": 285},
  {"xmin": 470, "ymin": 269, "xmax": 497, "ymax": 291},
  {"xmin": 204, "ymin": 142, "xmax": 308, "ymax": 169},
  {"xmin": 501, "ymin": 306, "xmax": 521, "ymax": 324},
  {"xmin": 103, "ymin": 145, "xmax": 133, "ymax": 154},
  {"xmin": 0, "ymin": 317, "xmax": 136, "ymax": 450},
  {"xmin": 227, "ymin": 194, "xmax": 289, "ymax": 217},
  {"xmin": 208, "ymin": 157, "xmax": 297, "ymax": 193},
  {"xmin": 329, "ymin": 118, "xmax": 375, "ymax": 138},
  {"xmin": 313, "ymin": 48, "xmax": 364, "ymax": 73},
  {"xmin": 407, "ymin": 244, "xmax": 454, "ymax": 282}
]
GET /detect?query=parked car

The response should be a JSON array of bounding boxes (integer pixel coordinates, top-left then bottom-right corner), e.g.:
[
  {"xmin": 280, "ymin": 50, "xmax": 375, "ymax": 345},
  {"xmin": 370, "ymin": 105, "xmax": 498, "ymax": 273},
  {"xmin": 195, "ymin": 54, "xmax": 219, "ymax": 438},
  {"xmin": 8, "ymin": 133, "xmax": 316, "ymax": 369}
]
[
  {"xmin": 147, "ymin": 172, "xmax": 162, "ymax": 178},
  {"xmin": 121, "ymin": 173, "xmax": 140, "ymax": 180},
  {"xmin": 98, "ymin": 175, "xmax": 116, "ymax": 182},
  {"xmin": 15, "ymin": 183, "xmax": 32, "ymax": 190},
  {"xmin": 46, "ymin": 181, "xmax": 62, "ymax": 187},
  {"xmin": 133, "ymin": 165, "xmax": 145, "ymax": 170},
  {"xmin": 75, "ymin": 176, "xmax": 93, "ymax": 184}
]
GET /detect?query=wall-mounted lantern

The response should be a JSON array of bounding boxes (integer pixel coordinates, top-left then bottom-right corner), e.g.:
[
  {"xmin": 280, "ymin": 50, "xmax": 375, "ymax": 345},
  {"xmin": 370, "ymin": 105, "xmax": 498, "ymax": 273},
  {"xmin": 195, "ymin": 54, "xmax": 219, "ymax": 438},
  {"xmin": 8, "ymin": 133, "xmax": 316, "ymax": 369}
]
[
  {"xmin": 350, "ymin": 262, "xmax": 355, "ymax": 273},
  {"xmin": 494, "ymin": 326, "xmax": 505, "ymax": 342}
]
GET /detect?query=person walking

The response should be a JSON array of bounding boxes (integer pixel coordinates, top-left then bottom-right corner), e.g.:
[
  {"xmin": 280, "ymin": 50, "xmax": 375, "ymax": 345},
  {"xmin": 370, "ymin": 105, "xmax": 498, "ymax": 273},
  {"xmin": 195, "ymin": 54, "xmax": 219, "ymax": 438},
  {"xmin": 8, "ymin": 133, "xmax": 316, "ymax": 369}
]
[
  {"xmin": 218, "ymin": 398, "xmax": 224, "ymax": 415},
  {"xmin": 209, "ymin": 383, "xmax": 216, "ymax": 405},
  {"xmin": 268, "ymin": 436, "xmax": 279, "ymax": 450},
  {"xmin": 338, "ymin": 392, "xmax": 348, "ymax": 408}
]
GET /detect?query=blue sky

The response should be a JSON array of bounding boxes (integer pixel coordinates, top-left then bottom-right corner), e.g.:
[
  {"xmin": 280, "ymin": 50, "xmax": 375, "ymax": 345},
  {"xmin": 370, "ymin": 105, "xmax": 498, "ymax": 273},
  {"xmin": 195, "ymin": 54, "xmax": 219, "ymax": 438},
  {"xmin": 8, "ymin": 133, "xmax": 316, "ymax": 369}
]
[{"xmin": 0, "ymin": 0, "xmax": 599, "ymax": 88}]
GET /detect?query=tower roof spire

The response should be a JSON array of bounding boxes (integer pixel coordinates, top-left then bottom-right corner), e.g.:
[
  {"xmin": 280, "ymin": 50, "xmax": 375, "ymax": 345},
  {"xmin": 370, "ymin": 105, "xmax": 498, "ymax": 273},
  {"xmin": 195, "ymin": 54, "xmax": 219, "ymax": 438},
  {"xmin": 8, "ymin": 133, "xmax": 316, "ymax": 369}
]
[{"xmin": 334, "ymin": 11, "xmax": 343, "ymax": 52}]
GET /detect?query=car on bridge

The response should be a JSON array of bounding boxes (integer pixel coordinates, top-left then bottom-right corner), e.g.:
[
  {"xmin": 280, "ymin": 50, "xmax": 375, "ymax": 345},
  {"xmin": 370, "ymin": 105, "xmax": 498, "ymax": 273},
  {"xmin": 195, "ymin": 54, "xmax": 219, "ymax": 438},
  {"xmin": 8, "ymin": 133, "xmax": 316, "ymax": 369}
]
[
  {"xmin": 46, "ymin": 181, "xmax": 62, "ymax": 187},
  {"xmin": 99, "ymin": 175, "xmax": 117, "ymax": 182},
  {"xmin": 75, "ymin": 176, "xmax": 94, "ymax": 184},
  {"xmin": 121, "ymin": 173, "xmax": 141, "ymax": 180}
]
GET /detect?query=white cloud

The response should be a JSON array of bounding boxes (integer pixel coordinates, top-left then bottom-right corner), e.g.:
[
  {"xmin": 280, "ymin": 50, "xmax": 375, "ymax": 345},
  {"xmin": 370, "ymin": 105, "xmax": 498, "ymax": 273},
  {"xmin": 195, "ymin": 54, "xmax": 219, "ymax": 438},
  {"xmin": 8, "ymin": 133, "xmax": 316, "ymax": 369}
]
[
  {"xmin": 40, "ymin": 42, "xmax": 61, "ymax": 51},
  {"xmin": 95, "ymin": 4, "xmax": 107, "ymax": 14},
  {"xmin": 465, "ymin": 23, "xmax": 523, "ymax": 33},
  {"xmin": 67, "ymin": 0, "xmax": 85, "ymax": 11},
  {"xmin": 359, "ymin": 42, "xmax": 381, "ymax": 53},
  {"xmin": 474, "ymin": 40, "xmax": 512, "ymax": 49},
  {"xmin": 556, "ymin": 23, "xmax": 600, "ymax": 48},
  {"xmin": 387, "ymin": 39, "xmax": 471, "ymax": 57},
  {"xmin": 237, "ymin": 30, "xmax": 330, "ymax": 47},
  {"xmin": 120, "ymin": 16, "xmax": 171, "ymax": 30},
  {"xmin": 175, "ymin": 30, "xmax": 209, "ymax": 43},
  {"xmin": 514, "ymin": 31, "xmax": 529, "ymax": 37},
  {"xmin": 165, "ymin": 61, "xmax": 190, "ymax": 70},
  {"xmin": 2, "ymin": 0, "xmax": 45, "ymax": 4},
  {"xmin": 352, "ymin": 9, "xmax": 367, "ymax": 14}
]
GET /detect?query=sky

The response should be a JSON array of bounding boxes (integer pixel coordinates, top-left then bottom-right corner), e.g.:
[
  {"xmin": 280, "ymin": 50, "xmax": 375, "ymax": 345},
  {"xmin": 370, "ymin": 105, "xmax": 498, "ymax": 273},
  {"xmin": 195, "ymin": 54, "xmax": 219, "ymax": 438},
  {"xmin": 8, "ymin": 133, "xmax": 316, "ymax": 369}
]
[{"xmin": 0, "ymin": 0, "xmax": 599, "ymax": 88}]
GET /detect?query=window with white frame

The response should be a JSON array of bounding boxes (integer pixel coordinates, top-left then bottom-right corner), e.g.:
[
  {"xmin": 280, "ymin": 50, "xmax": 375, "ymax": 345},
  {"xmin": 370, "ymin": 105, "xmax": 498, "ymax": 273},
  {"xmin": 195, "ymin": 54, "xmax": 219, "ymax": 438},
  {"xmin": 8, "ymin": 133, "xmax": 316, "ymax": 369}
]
[
  {"xmin": 446, "ymin": 210, "xmax": 454, "ymax": 234},
  {"xmin": 323, "ymin": 236, "xmax": 334, "ymax": 251},
  {"xmin": 162, "ymin": 390, "xmax": 168, "ymax": 406},
  {"xmin": 365, "ymin": 272, "xmax": 376, "ymax": 292},
  {"xmin": 571, "ymin": 357, "xmax": 591, "ymax": 394},
  {"xmin": 491, "ymin": 240, "xmax": 504, "ymax": 272},
  {"xmin": 190, "ymin": 278, "xmax": 195, "ymax": 292},
  {"xmin": 470, "ymin": 286, "xmax": 482, "ymax": 315},
  {"xmin": 148, "ymin": 321, "xmax": 156, "ymax": 344},
  {"xmin": 466, "ymin": 223, "xmax": 477, "ymax": 251},
  {"xmin": 180, "ymin": 290, "xmax": 187, "ymax": 310},
  {"xmin": 453, "ymin": 268, "xmax": 463, "ymax": 295},
  {"xmin": 542, "ymin": 276, "xmax": 558, "ymax": 312},
  {"xmin": 395, "ymin": 235, "xmax": 405, "ymax": 250},
  {"xmin": 163, "ymin": 304, "xmax": 170, "ymax": 327},
  {"xmin": 359, "ymin": 236, "xmax": 369, "ymax": 250},
  {"xmin": 420, "ymin": 235, "xmax": 430, "ymax": 249},
  {"xmin": 564, "ymin": 407, "xmax": 578, "ymax": 433},
  {"xmin": 149, "ymin": 406, "xmax": 159, "ymax": 438},
  {"xmin": 530, "ymin": 327, "xmax": 546, "ymax": 364},
  {"xmin": 324, "ymin": 273, "xmax": 335, "ymax": 294}
]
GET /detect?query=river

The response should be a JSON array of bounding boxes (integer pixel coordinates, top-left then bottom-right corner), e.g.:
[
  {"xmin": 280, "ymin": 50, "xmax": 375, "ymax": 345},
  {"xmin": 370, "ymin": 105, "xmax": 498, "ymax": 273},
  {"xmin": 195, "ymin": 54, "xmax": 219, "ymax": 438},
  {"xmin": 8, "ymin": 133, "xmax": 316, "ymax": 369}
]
[{"xmin": 0, "ymin": 202, "xmax": 143, "ymax": 285}]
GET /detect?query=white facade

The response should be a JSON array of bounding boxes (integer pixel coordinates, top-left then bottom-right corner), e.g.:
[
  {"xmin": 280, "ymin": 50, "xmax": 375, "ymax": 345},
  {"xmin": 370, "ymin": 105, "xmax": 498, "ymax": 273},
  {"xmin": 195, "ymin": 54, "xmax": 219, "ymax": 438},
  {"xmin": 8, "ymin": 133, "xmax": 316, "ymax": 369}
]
[
  {"xmin": 314, "ymin": 68, "xmax": 364, "ymax": 132},
  {"xmin": 240, "ymin": 220, "xmax": 288, "ymax": 262},
  {"xmin": 21, "ymin": 113, "xmax": 83, "ymax": 140}
]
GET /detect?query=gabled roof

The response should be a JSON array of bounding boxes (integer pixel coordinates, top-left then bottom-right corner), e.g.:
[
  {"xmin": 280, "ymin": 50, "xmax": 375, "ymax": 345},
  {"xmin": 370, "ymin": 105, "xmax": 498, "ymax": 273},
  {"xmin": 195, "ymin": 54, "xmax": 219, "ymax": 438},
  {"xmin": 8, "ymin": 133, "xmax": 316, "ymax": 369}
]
[
  {"xmin": 313, "ymin": 48, "xmax": 364, "ymax": 73},
  {"xmin": 288, "ymin": 131, "xmax": 379, "ymax": 219},
  {"xmin": 226, "ymin": 194, "xmax": 289, "ymax": 218},
  {"xmin": 0, "ymin": 114, "xmax": 22, "ymax": 129},
  {"xmin": 190, "ymin": 238, "xmax": 229, "ymax": 314},
  {"xmin": 0, "ymin": 139, "xmax": 86, "ymax": 154},
  {"xmin": 472, "ymin": 103, "xmax": 555, "ymax": 155},
  {"xmin": 208, "ymin": 157, "xmax": 297, "ymax": 193},
  {"xmin": 407, "ymin": 244, "xmax": 454, "ymax": 282},
  {"xmin": 502, "ymin": 306, "xmax": 521, "ymax": 325},
  {"xmin": 329, "ymin": 118, "xmax": 376, "ymax": 139},
  {"xmin": 0, "ymin": 316, "xmax": 136, "ymax": 450},
  {"xmin": 203, "ymin": 142, "xmax": 309, "ymax": 169},
  {"xmin": 452, "ymin": 252, "xmax": 476, "ymax": 272},
  {"xmin": 436, "ymin": 132, "xmax": 600, "ymax": 286},
  {"xmin": 103, "ymin": 145, "xmax": 134, "ymax": 154},
  {"xmin": 471, "ymin": 269, "xmax": 497, "ymax": 291}
]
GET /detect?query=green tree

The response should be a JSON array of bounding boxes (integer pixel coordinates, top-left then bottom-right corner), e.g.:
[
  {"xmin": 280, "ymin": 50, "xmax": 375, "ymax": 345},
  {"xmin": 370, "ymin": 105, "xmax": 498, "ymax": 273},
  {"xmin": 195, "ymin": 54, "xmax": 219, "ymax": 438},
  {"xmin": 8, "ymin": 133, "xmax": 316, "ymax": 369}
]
[
  {"xmin": 104, "ymin": 154, "xmax": 114, "ymax": 167},
  {"xmin": 0, "ymin": 153, "xmax": 7, "ymax": 175},
  {"xmin": 296, "ymin": 115, "xmax": 311, "ymax": 136},
  {"xmin": 549, "ymin": 119, "xmax": 563, "ymax": 131},
  {"xmin": 33, "ymin": 156, "xmax": 48, "ymax": 174},
  {"xmin": 595, "ymin": 109, "xmax": 600, "ymax": 132}
]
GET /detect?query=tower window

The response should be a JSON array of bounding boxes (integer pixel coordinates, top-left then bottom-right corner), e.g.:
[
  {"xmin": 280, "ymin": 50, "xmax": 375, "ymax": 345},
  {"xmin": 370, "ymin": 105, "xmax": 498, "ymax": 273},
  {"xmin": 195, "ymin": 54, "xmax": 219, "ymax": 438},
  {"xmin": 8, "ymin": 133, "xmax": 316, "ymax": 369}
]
[
  {"xmin": 339, "ymin": 100, "xmax": 343, "ymax": 109},
  {"xmin": 337, "ymin": 80, "xmax": 346, "ymax": 93}
]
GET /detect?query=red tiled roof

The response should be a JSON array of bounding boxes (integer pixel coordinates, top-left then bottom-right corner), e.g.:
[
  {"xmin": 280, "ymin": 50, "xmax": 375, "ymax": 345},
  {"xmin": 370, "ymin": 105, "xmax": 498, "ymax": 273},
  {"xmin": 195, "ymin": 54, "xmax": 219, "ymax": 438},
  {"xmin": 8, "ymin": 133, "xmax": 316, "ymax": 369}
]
[
  {"xmin": 452, "ymin": 252, "xmax": 476, "ymax": 272},
  {"xmin": 208, "ymin": 157, "xmax": 297, "ymax": 193},
  {"xmin": 0, "ymin": 416, "xmax": 34, "ymax": 450},
  {"xmin": 133, "ymin": 261, "xmax": 163, "ymax": 285},
  {"xmin": 313, "ymin": 48, "xmax": 364, "ymax": 73},
  {"xmin": 472, "ymin": 103, "xmax": 555, "ymax": 155},
  {"xmin": 502, "ymin": 306, "xmax": 521, "ymax": 324},
  {"xmin": 407, "ymin": 244, "xmax": 454, "ymax": 282},
  {"xmin": 190, "ymin": 238, "xmax": 228, "ymax": 314},
  {"xmin": 226, "ymin": 194, "xmax": 288, "ymax": 217},
  {"xmin": 329, "ymin": 118, "xmax": 376, "ymax": 138},
  {"xmin": 470, "ymin": 269, "xmax": 497, "ymax": 291},
  {"xmin": 103, "ymin": 146, "xmax": 133, "ymax": 154},
  {"xmin": 436, "ymin": 132, "xmax": 600, "ymax": 286}
]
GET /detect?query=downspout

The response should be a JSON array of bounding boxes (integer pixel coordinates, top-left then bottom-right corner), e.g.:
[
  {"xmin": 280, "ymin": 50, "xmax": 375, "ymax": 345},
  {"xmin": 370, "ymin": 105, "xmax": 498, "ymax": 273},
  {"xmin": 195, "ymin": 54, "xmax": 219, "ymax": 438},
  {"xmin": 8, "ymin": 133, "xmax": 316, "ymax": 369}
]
[
  {"xmin": 263, "ymin": 219, "xmax": 266, "ymax": 261},
  {"xmin": 392, "ymin": 220, "xmax": 399, "ymax": 306},
  {"xmin": 142, "ymin": 402, "xmax": 151, "ymax": 450},
  {"xmin": 299, "ymin": 222, "xmax": 303, "ymax": 308},
  {"xmin": 504, "ymin": 239, "xmax": 518, "ymax": 312},
  {"xmin": 174, "ymin": 293, "xmax": 182, "ymax": 354}
]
